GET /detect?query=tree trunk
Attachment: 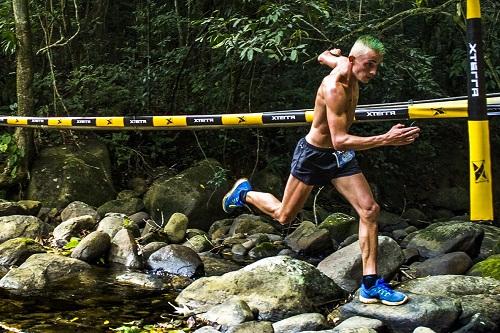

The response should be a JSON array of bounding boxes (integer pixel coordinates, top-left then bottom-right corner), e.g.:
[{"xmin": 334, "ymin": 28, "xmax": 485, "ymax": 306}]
[{"xmin": 0, "ymin": 0, "xmax": 34, "ymax": 188}]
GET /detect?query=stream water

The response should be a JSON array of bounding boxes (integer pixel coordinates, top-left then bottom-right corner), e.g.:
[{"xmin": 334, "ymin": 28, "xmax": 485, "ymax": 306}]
[{"xmin": 0, "ymin": 265, "xmax": 179, "ymax": 333}]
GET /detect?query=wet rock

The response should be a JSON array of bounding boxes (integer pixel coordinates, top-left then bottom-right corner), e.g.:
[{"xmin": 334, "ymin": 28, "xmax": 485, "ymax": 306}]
[
  {"xmin": 231, "ymin": 244, "xmax": 248, "ymax": 256},
  {"xmin": 404, "ymin": 221, "xmax": 484, "ymax": 258},
  {"xmin": 183, "ymin": 234, "xmax": 212, "ymax": 253},
  {"xmin": 413, "ymin": 328, "xmax": 436, "ymax": 333},
  {"xmin": 108, "ymin": 229, "xmax": 142, "ymax": 269},
  {"xmin": 127, "ymin": 177, "xmax": 148, "ymax": 196},
  {"xmin": 0, "ymin": 238, "xmax": 45, "ymax": 266},
  {"xmin": 317, "ymin": 236, "xmax": 404, "ymax": 292},
  {"xmin": 27, "ymin": 140, "xmax": 116, "ymax": 209},
  {"xmin": 226, "ymin": 321, "xmax": 273, "ymax": 333},
  {"xmin": 116, "ymin": 272, "xmax": 166, "ymax": 290},
  {"xmin": 403, "ymin": 247, "xmax": 420, "ymax": 265},
  {"xmin": 333, "ymin": 316, "xmax": 384, "ymax": 332},
  {"xmin": 228, "ymin": 214, "xmax": 278, "ymax": 236},
  {"xmin": 0, "ymin": 215, "xmax": 50, "ymax": 244},
  {"xmin": 0, "ymin": 200, "xmax": 42, "ymax": 217},
  {"xmin": 273, "ymin": 313, "xmax": 329, "ymax": 333},
  {"xmin": 147, "ymin": 244, "xmax": 203, "ymax": 277},
  {"xmin": 319, "ymin": 213, "xmax": 358, "ymax": 244},
  {"xmin": 248, "ymin": 242, "xmax": 281, "ymax": 259},
  {"xmin": 399, "ymin": 275, "xmax": 500, "ymax": 324},
  {"xmin": 473, "ymin": 224, "xmax": 500, "ymax": 260},
  {"xmin": 209, "ymin": 218, "xmax": 233, "ymax": 240},
  {"xmin": 97, "ymin": 197, "xmax": 145, "ymax": 217},
  {"xmin": 60, "ymin": 201, "xmax": 99, "ymax": 222},
  {"xmin": 144, "ymin": 159, "xmax": 229, "ymax": 230},
  {"xmin": 451, "ymin": 312, "xmax": 497, "ymax": 333},
  {"xmin": 193, "ymin": 327, "xmax": 220, "ymax": 333},
  {"xmin": 141, "ymin": 242, "xmax": 168, "ymax": 261},
  {"xmin": 128, "ymin": 211, "xmax": 149, "ymax": 228},
  {"xmin": 70, "ymin": 230, "xmax": 111, "ymax": 263},
  {"xmin": 285, "ymin": 221, "xmax": 333, "ymax": 254},
  {"xmin": 199, "ymin": 253, "xmax": 242, "ymax": 276},
  {"xmin": 176, "ymin": 256, "xmax": 345, "ymax": 321},
  {"xmin": 96, "ymin": 214, "xmax": 126, "ymax": 238},
  {"xmin": 340, "ymin": 294, "xmax": 460, "ymax": 333},
  {"xmin": 378, "ymin": 210, "xmax": 409, "ymax": 232},
  {"xmin": 164, "ymin": 212, "xmax": 189, "ymax": 243},
  {"xmin": 401, "ymin": 208, "xmax": 429, "ymax": 228},
  {"xmin": 199, "ymin": 299, "xmax": 254, "ymax": 327},
  {"xmin": 52, "ymin": 214, "xmax": 96, "ymax": 245},
  {"xmin": 466, "ymin": 254, "xmax": 500, "ymax": 280},
  {"xmin": 186, "ymin": 228, "xmax": 208, "ymax": 238},
  {"xmin": 0, "ymin": 253, "xmax": 91, "ymax": 291},
  {"xmin": 409, "ymin": 252, "xmax": 472, "ymax": 277}
]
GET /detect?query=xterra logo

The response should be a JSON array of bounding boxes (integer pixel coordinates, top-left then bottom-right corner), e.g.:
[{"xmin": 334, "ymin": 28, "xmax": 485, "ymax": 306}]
[
  {"xmin": 469, "ymin": 43, "xmax": 479, "ymax": 97},
  {"xmin": 365, "ymin": 111, "xmax": 396, "ymax": 117}
]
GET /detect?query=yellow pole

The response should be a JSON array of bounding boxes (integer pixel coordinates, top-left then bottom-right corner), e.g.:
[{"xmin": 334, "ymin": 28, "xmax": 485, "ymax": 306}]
[{"xmin": 466, "ymin": 0, "xmax": 494, "ymax": 221}]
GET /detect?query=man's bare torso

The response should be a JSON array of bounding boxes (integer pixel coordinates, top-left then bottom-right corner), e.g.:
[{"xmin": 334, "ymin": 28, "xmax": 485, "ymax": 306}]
[{"xmin": 305, "ymin": 70, "xmax": 359, "ymax": 149}]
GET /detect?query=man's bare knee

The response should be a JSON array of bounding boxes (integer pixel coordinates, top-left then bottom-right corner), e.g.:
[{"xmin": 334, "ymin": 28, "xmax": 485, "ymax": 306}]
[
  {"xmin": 275, "ymin": 209, "xmax": 297, "ymax": 225},
  {"xmin": 359, "ymin": 202, "xmax": 380, "ymax": 222}
]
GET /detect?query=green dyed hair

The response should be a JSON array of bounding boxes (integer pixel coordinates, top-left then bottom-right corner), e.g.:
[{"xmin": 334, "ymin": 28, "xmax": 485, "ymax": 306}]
[{"xmin": 354, "ymin": 35, "xmax": 385, "ymax": 55}]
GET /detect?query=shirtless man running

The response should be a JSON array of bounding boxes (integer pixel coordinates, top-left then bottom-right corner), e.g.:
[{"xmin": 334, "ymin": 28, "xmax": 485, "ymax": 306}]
[{"xmin": 222, "ymin": 35, "xmax": 419, "ymax": 305}]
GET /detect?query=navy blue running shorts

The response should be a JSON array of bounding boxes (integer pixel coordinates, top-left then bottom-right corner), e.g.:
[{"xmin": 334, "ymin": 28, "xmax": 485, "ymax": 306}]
[{"xmin": 290, "ymin": 137, "xmax": 362, "ymax": 186}]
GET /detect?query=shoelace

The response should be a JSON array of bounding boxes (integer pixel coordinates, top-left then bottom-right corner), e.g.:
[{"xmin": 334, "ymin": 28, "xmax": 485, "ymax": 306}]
[{"xmin": 376, "ymin": 280, "xmax": 396, "ymax": 296}]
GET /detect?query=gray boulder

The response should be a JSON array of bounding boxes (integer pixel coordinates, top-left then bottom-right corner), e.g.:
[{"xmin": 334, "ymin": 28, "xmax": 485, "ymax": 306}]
[
  {"xmin": 319, "ymin": 213, "xmax": 358, "ymax": 244},
  {"xmin": 0, "ymin": 238, "xmax": 45, "ymax": 266},
  {"xmin": 317, "ymin": 236, "xmax": 404, "ymax": 292},
  {"xmin": 0, "ymin": 200, "xmax": 41, "ymax": 217},
  {"xmin": 108, "ymin": 229, "xmax": 142, "ymax": 269},
  {"xmin": 70, "ymin": 230, "xmax": 111, "ymax": 263},
  {"xmin": 404, "ymin": 221, "xmax": 484, "ymax": 258},
  {"xmin": 199, "ymin": 253, "xmax": 242, "ymax": 277},
  {"xmin": 183, "ymin": 234, "xmax": 212, "ymax": 253},
  {"xmin": 285, "ymin": 221, "xmax": 333, "ymax": 254},
  {"xmin": 176, "ymin": 256, "xmax": 345, "ymax": 321},
  {"xmin": 340, "ymin": 294, "xmax": 460, "ymax": 333},
  {"xmin": 333, "ymin": 316, "xmax": 384, "ymax": 332},
  {"xmin": 97, "ymin": 197, "xmax": 145, "ymax": 217},
  {"xmin": 0, "ymin": 253, "xmax": 91, "ymax": 292},
  {"xmin": 399, "ymin": 275, "xmax": 500, "ymax": 324},
  {"xmin": 199, "ymin": 299, "xmax": 254, "ymax": 327},
  {"xmin": 409, "ymin": 252, "xmax": 472, "ymax": 277},
  {"xmin": 60, "ymin": 201, "xmax": 99, "ymax": 222},
  {"xmin": 273, "ymin": 313, "xmax": 329, "ymax": 333},
  {"xmin": 164, "ymin": 212, "xmax": 189, "ymax": 243},
  {"xmin": 27, "ymin": 140, "xmax": 115, "ymax": 209},
  {"xmin": 226, "ymin": 321, "xmax": 273, "ymax": 333},
  {"xmin": 430, "ymin": 186, "xmax": 468, "ymax": 211},
  {"xmin": 52, "ymin": 214, "xmax": 96, "ymax": 245},
  {"xmin": 97, "ymin": 214, "xmax": 126, "ymax": 238},
  {"xmin": 466, "ymin": 254, "xmax": 500, "ymax": 280},
  {"xmin": 141, "ymin": 242, "xmax": 168, "ymax": 261},
  {"xmin": 209, "ymin": 218, "xmax": 233, "ymax": 240},
  {"xmin": 147, "ymin": 244, "xmax": 203, "ymax": 277},
  {"xmin": 144, "ymin": 159, "xmax": 229, "ymax": 230},
  {"xmin": 0, "ymin": 215, "xmax": 50, "ymax": 244},
  {"xmin": 228, "ymin": 214, "xmax": 278, "ymax": 236}
]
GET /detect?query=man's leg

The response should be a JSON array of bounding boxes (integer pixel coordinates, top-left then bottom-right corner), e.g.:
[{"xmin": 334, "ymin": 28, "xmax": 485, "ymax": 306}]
[
  {"xmin": 332, "ymin": 172, "xmax": 408, "ymax": 305},
  {"xmin": 331, "ymin": 173, "xmax": 379, "ymax": 275},
  {"xmin": 246, "ymin": 174, "xmax": 313, "ymax": 225}
]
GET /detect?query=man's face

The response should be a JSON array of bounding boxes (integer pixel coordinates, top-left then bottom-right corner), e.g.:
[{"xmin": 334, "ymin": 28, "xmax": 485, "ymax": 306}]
[{"xmin": 351, "ymin": 49, "xmax": 383, "ymax": 84}]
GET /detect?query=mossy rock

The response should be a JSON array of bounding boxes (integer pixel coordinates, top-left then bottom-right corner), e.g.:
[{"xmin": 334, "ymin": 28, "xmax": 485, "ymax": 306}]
[
  {"xmin": 467, "ymin": 254, "xmax": 500, "ymax": 280},
  {"xmin": 319, "ymin": 213, "xmax": 358, "ymax": 243}
]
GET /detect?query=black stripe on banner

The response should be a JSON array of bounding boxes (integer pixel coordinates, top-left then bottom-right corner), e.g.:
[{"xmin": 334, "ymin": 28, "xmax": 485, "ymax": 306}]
[
  {"xmin": 355, "ymin": 108, "xmax": 408, "ymax": 121},
  {"xmin": 186, "ymin": 116, "xmax": 222, "ymax": 126},
  {"xmin": 72, "ymin": 118, "xmax": 96, "ymax": 126},
  {"xmin": 262, "ymin": 112, "xmax": 306, "ymax": 123},
  {"xmin": 125, "ymin": 117, "xmax": 153, "ymax": 127},
  {"xmin": 467, "ymin": 18, "xmax": 487, "ymax": 121},
  {"xmin": 28, "ymin": 118, "xmax": 48, "ymax": 125}
]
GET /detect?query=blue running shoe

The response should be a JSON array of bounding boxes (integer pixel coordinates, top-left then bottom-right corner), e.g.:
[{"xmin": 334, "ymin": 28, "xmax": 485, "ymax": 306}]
[
  {"xmin": 359, "ymin": 278, "xmax": 409, "ymax": 306},
  {"xmin": 222, "ymin": 178, "xmax": 252, "ymax": 213}
]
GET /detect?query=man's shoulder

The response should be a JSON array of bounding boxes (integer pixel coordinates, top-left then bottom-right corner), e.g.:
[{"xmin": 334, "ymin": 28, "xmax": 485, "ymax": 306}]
[{"xmin": 321, "ymin": 75, "xmax": 348, "ymax": 96}]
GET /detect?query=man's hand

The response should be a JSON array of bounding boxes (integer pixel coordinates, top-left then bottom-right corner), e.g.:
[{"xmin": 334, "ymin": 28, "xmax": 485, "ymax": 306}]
[
  {"xmin": 384, "ymin": 124, "xmax": 420, "ymax": 146},
  {"xmin": 318, "ymin": 48, "xmax": 348, "ymax": 70}
]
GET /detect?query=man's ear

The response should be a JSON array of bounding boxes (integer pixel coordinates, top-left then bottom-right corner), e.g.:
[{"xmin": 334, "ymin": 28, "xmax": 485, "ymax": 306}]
[{"xmin": 348, "ymin": 55, "xmax": 355, "ymax": 63}]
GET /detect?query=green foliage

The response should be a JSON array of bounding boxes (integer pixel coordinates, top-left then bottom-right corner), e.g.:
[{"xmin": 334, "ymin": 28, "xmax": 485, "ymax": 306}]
[
  {"xmin": 63, "ymin": 237, "xmax": 80, "ymax": 250},
  {"xmin": 0, "ymin": 131, "xmax": 24, "ymax": 178},
  {"xmin": 0, "ymin": 1, "xmax": 15, "ymax": 55}
]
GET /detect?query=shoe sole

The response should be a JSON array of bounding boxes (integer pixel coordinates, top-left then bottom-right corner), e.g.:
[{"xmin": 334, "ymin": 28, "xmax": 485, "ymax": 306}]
[
  {"xmin": 222, "ymin": 178, "xmax": 248, "ymax": 213},
  {"xmin": 359, "ymin": 295, "xmax": 409, "ymax": 306}
]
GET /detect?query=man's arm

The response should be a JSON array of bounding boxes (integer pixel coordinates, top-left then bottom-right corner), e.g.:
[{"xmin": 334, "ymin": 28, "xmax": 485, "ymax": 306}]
[
  {"xmin": 318, "ymin": 49, "xmax": 346, "ymax": 69},
  {"xmin": 324, "ymin": 80, "xmax": 420, "ymax": 151}
]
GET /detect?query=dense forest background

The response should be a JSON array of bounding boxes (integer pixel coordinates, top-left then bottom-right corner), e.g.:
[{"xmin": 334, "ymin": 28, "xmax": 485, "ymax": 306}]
[{"xmin": 0, "ymin": 0, "xmax": 499, "ymax": 214}]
